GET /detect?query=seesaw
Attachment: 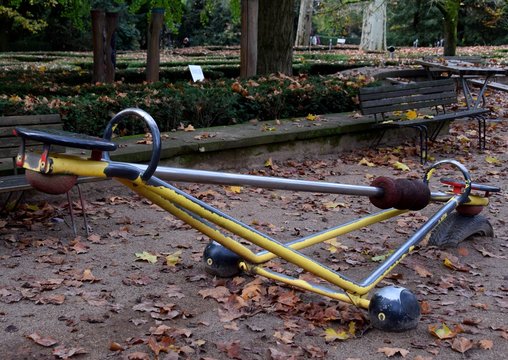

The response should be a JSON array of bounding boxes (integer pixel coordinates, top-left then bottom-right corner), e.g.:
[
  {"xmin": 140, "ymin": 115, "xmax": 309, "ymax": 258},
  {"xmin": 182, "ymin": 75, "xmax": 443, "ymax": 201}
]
[{"xmin": 14, "ymin": 108, "xmax": 500, "ymax": 332}]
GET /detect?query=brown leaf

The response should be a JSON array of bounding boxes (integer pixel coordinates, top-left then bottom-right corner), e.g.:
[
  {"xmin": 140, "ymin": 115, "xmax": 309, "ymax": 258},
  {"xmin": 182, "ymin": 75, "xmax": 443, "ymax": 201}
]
[
  {"xmin": 304, "ymin": 344, "xmax": 326, "ymax": 358},
  {"xmin": 451, "ymin": 337, "xmax": 473, "ymax": 353},
  {"xmin": 52, "ymin": 345, "xmax": 87, "ymax": 358},
  {"xmin": 81, "ymin": 269, "xmax": 99, "ymax": 282},
  {"xmin": 413, "ymin": 264, "xmax": 432, "ymax": 278},
  {"xmin": 478, "ymin": 339, "xmax": 493, "ymax": 350},
  {"xmin": 377, "ymin": 347, "xmax": 409, "ymax": 357},
  {"xmin": 27, "ymin": 332, "xmax": 58, "ymax": 347},
  {"xmin": 109, "ymin": 342, "xmax": 124, "ymax": 351},
  {"xmin": 166, "ymin": 284, "xmax": 185, "ymax": 299},
  {"xmin": 217, "ymin": 340, "xmax": 242, "ymax": 359},
  {"xmin": 420, "ymin": 300, "xmax": 432, "ymax": 315},
  {"xmin": 35, "ymin": 294, "xmax": 65, "ymax": 305},
  {"xmin": 443, "ymin": 257, "xmax": 469, "ymax": 272},
  {"xmin": 126, "ymin": 352, "xmax": 150, "ymax": 360},
  {"xmin": 87, "ymin": 234, "xmax": 101, "ymax": 243},
  {"xmin": 198, "ymin": 286, "xmax": 231, "ymax": 302},
  {"xmin": 273, "ymin": 330, "xmax": 295, "ymax": 344}
]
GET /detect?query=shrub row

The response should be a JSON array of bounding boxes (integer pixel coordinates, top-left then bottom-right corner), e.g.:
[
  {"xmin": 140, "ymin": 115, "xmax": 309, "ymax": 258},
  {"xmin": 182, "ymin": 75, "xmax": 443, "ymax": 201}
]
[{"xmin": 0, "ymin": 73, "xmax": 371, "ymax": 136}]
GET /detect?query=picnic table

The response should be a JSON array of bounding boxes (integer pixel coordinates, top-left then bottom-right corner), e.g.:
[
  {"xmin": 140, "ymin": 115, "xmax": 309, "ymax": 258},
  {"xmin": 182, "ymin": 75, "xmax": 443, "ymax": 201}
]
[{"xmin": 416, "ymin": 59, "xmax": 507, "ymax": 109}]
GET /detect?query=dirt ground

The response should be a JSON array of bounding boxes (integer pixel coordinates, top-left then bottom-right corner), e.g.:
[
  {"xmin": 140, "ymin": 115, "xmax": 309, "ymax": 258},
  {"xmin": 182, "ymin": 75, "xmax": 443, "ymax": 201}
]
[{"xmin": 1, "ymin": 110, "xmax": 507, "ymax": 359}]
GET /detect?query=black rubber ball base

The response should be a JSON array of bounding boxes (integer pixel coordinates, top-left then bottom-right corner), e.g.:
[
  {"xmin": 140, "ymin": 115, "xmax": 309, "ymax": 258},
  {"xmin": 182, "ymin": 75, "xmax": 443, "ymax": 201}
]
[
  {"xmin": 203, "ymin": 241, "xmax": 242, "ymax": 278},
  {"xmin": 369, "ymin": 286, "xmax": 421, "ymax": 332}
]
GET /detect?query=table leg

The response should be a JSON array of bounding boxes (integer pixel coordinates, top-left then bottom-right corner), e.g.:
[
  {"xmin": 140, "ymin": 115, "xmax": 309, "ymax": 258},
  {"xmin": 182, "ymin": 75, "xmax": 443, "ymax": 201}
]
[{"xmin": 461, "ymin": 75, "xmax": 492, "ymax": 109}]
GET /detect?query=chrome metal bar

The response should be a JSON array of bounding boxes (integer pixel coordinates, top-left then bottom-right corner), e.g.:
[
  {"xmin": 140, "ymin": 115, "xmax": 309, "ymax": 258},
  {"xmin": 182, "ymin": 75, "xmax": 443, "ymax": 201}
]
[
  {"xmin": 131, "ymin": 163, "xmax": 383, "ymax": 197},
  {"xmin": 129, "ymin": 163, "xmax": 459, "ymax": 201}
]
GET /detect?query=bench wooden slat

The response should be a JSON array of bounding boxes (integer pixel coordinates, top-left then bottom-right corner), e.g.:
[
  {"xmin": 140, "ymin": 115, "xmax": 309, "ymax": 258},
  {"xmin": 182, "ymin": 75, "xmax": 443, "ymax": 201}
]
[
  {"xmin": 0, "ymin": 115, "xmax": 65, "ymax": 159},
  {"xmin": 360, "ymin": 86, "xmax": 456, "ymax": 101},
  {"xmin": 0, "ymin": 114, "xmax": 61, "ymax": 127},
  {"xmin": 0, "ymin": 123, "xmax": 63, "ymax": 137},
  {"xmin": 360, "ymin": 79, "xmax": 455, "ymax": 95},
  {"xmin": 361, "ymin": 93, "xmax": 456, "ymax": 107}
]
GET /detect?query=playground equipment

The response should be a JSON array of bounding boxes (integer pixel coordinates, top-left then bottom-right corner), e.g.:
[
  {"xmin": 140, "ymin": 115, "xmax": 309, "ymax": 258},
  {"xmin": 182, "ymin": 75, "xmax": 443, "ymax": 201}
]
[{"xmin": 14, "ymin": 108, "xmax": 500, "ymax": 332}]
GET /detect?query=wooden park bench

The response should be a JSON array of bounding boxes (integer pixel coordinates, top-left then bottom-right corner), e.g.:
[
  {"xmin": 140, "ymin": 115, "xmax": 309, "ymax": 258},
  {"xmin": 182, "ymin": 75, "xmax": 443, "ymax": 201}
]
[
  {"xmin": 0, "ymin": 114, "xmax": 98, "ymax": 234},
  {"xmin": 359, "ymin": 78, "xmax": 490, "ymax": 163}
]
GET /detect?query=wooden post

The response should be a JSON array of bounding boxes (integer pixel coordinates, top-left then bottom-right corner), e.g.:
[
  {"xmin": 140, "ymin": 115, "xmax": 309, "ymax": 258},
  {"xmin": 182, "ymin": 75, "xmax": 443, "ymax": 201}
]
[
  {"xmin": 146, "ymin": 8, "xmax": 165, "ymax": 83},
  {"xmin": 240, "ymin": 0, "xmax": 258, "ymax": 78},
  {"xmin": 91, "ymin": 10, "xmax": 106, "ymax": 83},
  {"xmin": 105, "ymin": 12, "xmax": 119, "ymax": 83}
]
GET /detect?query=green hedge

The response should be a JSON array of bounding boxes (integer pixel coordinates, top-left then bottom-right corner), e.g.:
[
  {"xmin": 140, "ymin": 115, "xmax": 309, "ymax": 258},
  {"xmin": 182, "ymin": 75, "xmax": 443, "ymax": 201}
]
[{"xmin": 0, "ymin": 71, "xmax": 371, "ymax": 137}]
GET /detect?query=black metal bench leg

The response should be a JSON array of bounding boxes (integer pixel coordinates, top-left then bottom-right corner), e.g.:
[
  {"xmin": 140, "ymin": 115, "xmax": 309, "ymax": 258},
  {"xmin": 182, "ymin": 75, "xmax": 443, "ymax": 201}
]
[
  {"xmin": 370, "ymin": 128, "xmax": 387, "ymax": 149},
  {"xmin": 409, "ymin": 125, "xmax": 428, "ymax": 164},
  {"xmin": 76, "ymin": 184, "xmax": 90, "ymax": 236},
  {"xmin": 477, "ymin": 116, "xmax": 487, "ymax": 150},
  {"xmin": 1, "ymin": 190, "xmax": 25, "ymax": 214},
  {"xmin": 429, "ymin": 122, "xmax": 445, "ymax": 142},
  {"xmin": 419, "ymin": 125, "xmax": 429, "ymax": 164}
]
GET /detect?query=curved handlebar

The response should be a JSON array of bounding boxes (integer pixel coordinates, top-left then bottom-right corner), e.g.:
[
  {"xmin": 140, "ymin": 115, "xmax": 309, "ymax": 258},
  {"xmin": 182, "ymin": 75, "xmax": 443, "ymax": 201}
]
[
  {"xmin": 423, "ymin": 159, "xmax": 472, "ymax": 204},
  {"xmin": 103, "ymin": 108, "xmax": 161, "ymax": 182}
]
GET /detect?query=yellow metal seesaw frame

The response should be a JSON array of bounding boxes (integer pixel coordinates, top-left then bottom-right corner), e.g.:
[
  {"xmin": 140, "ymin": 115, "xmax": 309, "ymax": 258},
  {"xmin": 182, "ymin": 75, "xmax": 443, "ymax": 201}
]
[{"xmin": 13, "ymin": 108, "xmax": 496, "ymax": 312}]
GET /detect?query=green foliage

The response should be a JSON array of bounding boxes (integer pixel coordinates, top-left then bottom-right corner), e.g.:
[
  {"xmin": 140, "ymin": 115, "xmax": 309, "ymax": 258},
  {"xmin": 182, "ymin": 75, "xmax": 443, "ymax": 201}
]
[
  {"xmin": 0, "ymin": 2, "xmax": 50, "ymax": 33},
  {"xmin": 0, "ymin": 64, "xmax": 363, "ymax": 136},
  {"xmin": 129, "ymin": 0, "xmax": 184, "ymax": 32},
  {"xmin": 179, "ymin": 0, "xmax": 241, "ymax": 46}
]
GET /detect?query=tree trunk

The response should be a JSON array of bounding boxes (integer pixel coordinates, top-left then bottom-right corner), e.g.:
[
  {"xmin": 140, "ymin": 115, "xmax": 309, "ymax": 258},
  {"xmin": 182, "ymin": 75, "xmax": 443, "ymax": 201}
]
[
  {"xmin": 435, "ymin": 0, "xmax": 460, "ymax": 56},
  {"xmin": 105, "ymin": 12, "xmax": 119, "ymax": 83},
  {"xmin": 91, "ymin": 10, "xmax": 106, "ymax": 83},
  {"xmin": 295, "ymin": 0, "xmax": 313, "ymax": 47},
  {"xmin": 240, "ymin": 0, "xmax": 258, "ymax": 78},
  {"xmin": 257, "ymin": 0, "xmax": 295, "ymax": 76},
  {"xmin": 359, "ymin": 0, "xmax": 387, "ymax": 52},
  {"xmin": 0, "ymin": 20, "xmax": 10, "ymax": 51},
  {"xmin": 146, "ymin": 8, "xmax": 165, "ymax": 83}
]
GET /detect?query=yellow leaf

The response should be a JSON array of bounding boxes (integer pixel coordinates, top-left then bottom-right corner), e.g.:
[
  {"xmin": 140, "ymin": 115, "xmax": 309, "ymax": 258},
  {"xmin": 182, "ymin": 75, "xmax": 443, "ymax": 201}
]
[
  {"xmin": 323, "ymin": 328, "xmax": 349, "ymax": 342},
  {"xmin": 264, "ymin": 157, "xmax": 273, "ymax": 168},
  {"xmin": 9, "ymin": 95, "xmax": 22, "ymax": 103},
  {"xmin": 358, "ymin": 157, "xmax": 375, "ymax": 167},
  {"xmin": 393, "ymin": 161, "xmax": 410, "ymax": 171},
  {"xmin": 405, "ymin": 110, "xmax": 418, "ymax": 120},
  {"xmin": 306, "ymin": 113, "xmax": 317, "ymax": 121},
  {"xmin": 485, "ymin": 156, "xmax": 501, "ymax": 165},
  {"xmin": 25, "ymin": 204, "xmax": 40, "ymax": 211},
  {"xmin": 135, "ymin": 251, "xmax": 158, "ymax": 264},
  {"xmin": 457, "ymin": 135, "xmax": 470, "ymax": 143},
  {"xmin": 166, "ymin": 250, "xmax": 182, "ymax": 267},
  {"xmin": 429, "ymin": 323, "xmax": 457, "ymax": 339},
  {"xmin": 348, "ymin": 321, "xmax": 356, "ymax": 336},
  {"xmin": 323, "ymin": 201, "xmax": 346, "ymax": 209},
  {"xmin": 226, "ymin": 186, "xmax": 242, "ymax": 194}
]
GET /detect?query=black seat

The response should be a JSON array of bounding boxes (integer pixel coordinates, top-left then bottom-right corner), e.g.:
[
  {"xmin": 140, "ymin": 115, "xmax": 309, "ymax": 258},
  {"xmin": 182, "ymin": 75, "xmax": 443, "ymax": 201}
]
[{"xmin": 14, "ymin": 127, "xmax": 117, "ymax": 151}]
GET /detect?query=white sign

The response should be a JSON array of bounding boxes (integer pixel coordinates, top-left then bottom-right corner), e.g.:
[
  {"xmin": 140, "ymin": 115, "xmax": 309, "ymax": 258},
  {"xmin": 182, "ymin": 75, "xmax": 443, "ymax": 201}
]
[
  {"xmin": 337, "ymin": 38, "xmax": 346, "ymax": 44},
  {"xmin": 188, "ymin": 65, "xmax": 205, "ymax": 82}
]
